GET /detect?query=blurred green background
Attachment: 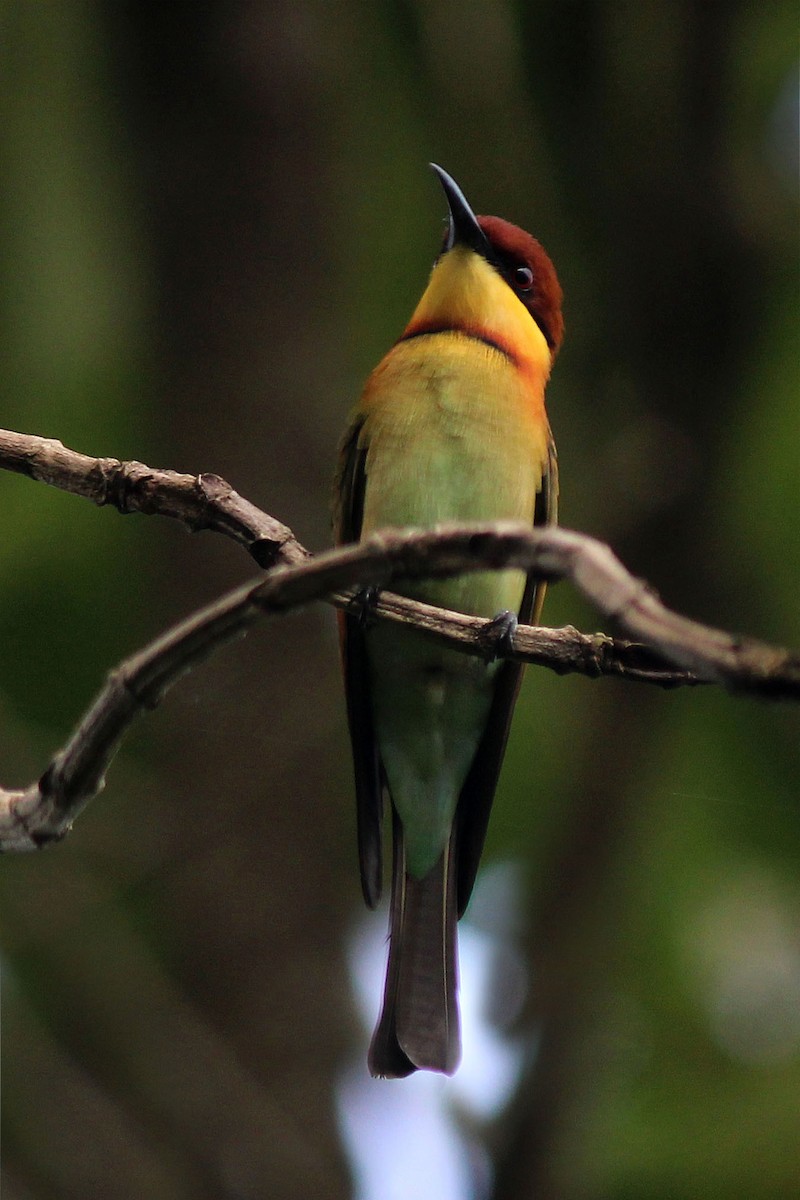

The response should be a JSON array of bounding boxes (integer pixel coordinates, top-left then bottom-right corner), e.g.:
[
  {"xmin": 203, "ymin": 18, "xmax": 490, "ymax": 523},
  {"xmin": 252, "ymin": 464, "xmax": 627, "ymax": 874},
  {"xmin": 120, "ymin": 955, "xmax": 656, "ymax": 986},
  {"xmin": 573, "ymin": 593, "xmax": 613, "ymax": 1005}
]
[{"xmin": 0, "ymin": 2, "xmax": 797, "ymax": 1197}]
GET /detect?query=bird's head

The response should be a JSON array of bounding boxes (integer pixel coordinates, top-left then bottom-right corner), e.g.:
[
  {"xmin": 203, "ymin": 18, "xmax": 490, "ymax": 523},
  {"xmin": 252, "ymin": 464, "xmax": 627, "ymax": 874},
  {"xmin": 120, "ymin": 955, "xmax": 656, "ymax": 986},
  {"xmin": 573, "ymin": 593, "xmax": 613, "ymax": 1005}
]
[{"xmin": 403, "ymin": 164, "xmax": 564, "ymax": 373}]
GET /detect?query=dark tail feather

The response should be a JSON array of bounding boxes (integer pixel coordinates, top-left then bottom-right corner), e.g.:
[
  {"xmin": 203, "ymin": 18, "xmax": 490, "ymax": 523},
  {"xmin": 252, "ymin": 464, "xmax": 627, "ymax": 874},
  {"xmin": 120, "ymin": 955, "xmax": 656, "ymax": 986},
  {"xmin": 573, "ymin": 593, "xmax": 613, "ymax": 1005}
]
[{"xmin": 368, "ymin": 809, "xmax": 460, "ymax": 1078}]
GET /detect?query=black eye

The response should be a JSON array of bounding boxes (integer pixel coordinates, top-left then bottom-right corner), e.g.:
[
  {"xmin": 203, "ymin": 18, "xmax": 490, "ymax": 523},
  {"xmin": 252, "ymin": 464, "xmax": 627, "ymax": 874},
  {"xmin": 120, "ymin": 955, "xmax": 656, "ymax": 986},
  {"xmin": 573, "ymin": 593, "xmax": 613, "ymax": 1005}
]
[{"xmin": 514, "ymin": 266, "xmax": 534, "ymax": 292}]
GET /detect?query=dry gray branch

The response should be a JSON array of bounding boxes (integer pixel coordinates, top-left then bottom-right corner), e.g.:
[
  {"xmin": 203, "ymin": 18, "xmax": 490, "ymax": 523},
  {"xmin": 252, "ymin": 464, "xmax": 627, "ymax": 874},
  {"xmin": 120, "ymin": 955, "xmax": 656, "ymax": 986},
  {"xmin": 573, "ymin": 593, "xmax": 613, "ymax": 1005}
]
[
  {"xmin": 0, "ymin": 427, "xmax": 308, "ymax": 567},
  {"xmin": 0, "ymin": 429, "xmax": 797, "ymax": 852}
]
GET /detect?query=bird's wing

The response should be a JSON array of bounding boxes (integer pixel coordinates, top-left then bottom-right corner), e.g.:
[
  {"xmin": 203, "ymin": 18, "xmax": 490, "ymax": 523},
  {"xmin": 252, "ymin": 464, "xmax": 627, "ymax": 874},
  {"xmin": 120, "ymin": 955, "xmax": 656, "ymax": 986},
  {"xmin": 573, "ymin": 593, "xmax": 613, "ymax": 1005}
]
[
  {"xmin": 453, "ymin": 429, "xmax": 558, "ymax": 916},
  {"xmin": 333, "ymin": 415, "xmax": 384, "ymax": 908}
]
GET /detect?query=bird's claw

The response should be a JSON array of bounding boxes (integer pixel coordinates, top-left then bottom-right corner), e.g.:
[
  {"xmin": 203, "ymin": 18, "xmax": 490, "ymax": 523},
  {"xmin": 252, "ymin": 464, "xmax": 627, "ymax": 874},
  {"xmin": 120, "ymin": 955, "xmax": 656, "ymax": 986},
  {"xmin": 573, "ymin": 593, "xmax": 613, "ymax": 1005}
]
[
  {"xmin": 351, "ymin": 584, "xmax": 381, "ymax": 629},
  {"xmin": 478, "ymin": 609, "xmax": 518, "ymax": 662}
]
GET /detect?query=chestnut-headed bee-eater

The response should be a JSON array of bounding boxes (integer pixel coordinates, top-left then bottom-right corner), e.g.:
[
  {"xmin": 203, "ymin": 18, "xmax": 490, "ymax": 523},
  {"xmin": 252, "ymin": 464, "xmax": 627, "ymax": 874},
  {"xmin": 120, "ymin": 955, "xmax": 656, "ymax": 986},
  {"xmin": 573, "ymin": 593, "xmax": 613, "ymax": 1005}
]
[{"xmin": 334, "ymin": 164, "xmax": 563, "ymax": 1077}]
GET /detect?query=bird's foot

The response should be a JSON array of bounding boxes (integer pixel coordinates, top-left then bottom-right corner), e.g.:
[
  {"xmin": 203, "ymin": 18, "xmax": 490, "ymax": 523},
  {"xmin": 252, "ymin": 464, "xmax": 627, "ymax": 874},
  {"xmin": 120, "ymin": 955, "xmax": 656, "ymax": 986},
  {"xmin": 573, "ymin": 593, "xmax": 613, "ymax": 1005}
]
[
  {"xmin": 350, "ymin": 584, "xmax": 381, "ymax": 629},
  {"xmin": 478, "ymin": 610, "xmax": 518, "ymax": 662}
]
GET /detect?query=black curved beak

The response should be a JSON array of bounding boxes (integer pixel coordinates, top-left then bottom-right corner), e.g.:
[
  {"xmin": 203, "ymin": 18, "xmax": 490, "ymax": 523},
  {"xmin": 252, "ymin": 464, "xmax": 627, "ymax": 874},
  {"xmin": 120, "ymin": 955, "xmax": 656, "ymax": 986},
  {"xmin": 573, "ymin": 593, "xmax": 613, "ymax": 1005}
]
[{"xmin": 430, "ymin": 163, "xmax": 492, "ymax": 259}]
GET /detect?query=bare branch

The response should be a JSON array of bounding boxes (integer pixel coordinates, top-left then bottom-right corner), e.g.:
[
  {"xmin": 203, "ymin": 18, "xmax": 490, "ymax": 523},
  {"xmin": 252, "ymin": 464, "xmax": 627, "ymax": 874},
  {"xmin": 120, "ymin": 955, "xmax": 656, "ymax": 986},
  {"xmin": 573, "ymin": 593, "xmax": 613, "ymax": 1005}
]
[
  {"xmin": 0, "ymin": 428, "xmax": 711, "ymax": 693},
  {"xmin": 0, "ymin": 427, "xmax": 308, "ymax": 567},
  {"xmin": 0, "ymin": 429, "xmax": 797, "ymax": 851},
  {"xmin": 285, "ymin": 525, "xmax": 799, "ymax": 699}
]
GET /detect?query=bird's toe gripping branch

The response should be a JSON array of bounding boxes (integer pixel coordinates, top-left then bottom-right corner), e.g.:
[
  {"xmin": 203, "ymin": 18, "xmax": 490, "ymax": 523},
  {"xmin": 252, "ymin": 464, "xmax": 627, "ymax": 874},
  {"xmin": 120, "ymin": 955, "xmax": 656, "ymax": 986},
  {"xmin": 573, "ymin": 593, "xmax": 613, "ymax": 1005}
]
[
  {"xmin": 350, "ymin": 584, "xmax": 382, "ymax": 629},
  {"xmin": 477, "ymin": 609, "xmax": 518, "ymax": 663}
]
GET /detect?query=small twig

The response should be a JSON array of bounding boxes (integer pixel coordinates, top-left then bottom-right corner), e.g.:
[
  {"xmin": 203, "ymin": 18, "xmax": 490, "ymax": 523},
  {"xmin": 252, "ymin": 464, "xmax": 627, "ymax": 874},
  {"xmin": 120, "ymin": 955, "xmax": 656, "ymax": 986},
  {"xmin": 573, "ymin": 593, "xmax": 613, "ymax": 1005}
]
[
  {"xmin": 0, "ymin": 427, "xmax": 308, "ymax": 568},
  {"xmin": 360, "ymin": 591, "xmax": 703, "ymax": 686}
]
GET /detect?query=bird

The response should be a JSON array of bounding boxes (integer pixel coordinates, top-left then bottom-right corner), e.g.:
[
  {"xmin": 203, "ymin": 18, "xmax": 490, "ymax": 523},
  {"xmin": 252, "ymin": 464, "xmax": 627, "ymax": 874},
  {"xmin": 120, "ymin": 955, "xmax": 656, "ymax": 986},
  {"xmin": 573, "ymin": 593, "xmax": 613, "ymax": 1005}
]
[{"xmin": 333, "ymin": 164, "xmax": 563, "ymax": 1077}]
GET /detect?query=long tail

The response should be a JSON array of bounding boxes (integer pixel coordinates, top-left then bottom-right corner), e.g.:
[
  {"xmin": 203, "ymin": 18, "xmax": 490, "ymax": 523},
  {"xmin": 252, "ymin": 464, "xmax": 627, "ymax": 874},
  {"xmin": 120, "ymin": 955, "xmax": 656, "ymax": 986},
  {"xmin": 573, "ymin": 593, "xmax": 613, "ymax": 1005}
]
[{"xmin": 368, "ymin": 809, "xmax": 460, "ymax": 1078}]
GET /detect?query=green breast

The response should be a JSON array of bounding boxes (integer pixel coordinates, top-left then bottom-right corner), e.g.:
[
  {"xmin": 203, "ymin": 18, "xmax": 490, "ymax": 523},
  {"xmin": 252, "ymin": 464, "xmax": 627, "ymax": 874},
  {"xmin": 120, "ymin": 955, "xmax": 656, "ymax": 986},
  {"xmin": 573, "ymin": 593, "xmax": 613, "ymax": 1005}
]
[{"xmin": 360, "ymin": 332, "xmax": 546, "ymax": 618}]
